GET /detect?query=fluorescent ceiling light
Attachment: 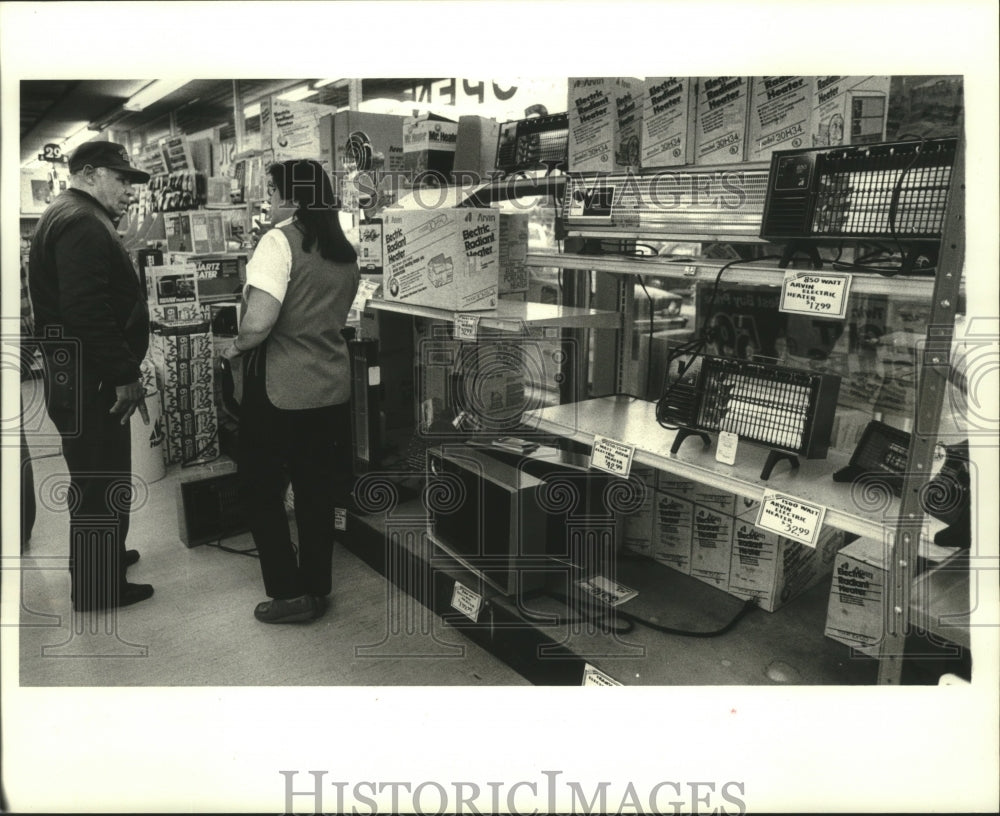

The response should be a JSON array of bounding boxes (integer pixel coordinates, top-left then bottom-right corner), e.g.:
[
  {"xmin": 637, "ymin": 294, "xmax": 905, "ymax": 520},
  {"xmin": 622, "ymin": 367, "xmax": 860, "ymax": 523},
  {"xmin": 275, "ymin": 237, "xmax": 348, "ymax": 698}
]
[
  {"xmin": 62, "ymin": 124, "xmax": 98, "ymax": 153},
  {"xmin": 124, "ymin": 79, "xmax": 192, "ymax": 112},
  {"xmin": 243, "ymin": 102, "xmax": 261, "ymax": 118},
  {"xmin": 277, "ymin": 85, "xmax": 318, "ymax": 102},
  {"xmin": 312, "ymin": 78, "xmax": 342, "ymax": 89}
]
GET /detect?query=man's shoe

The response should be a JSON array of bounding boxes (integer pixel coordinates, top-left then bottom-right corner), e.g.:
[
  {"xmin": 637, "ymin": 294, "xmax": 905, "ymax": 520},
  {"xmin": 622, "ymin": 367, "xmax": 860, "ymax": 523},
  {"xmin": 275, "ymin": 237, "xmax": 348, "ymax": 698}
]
[
  {"xmin": 124, "ymin": 550, "xmax": 140, "ymax": 568},
  {"xmin": 73, "ymin": 582, "xmax": 154, "ymax": 612},
  {"xmin": 254, "ymin": 595, "xmax": 316, "ymax": 624},
  {"xmin": 119, "ymin": 582, "xmax": 154, "ymax": 607},
  {"xmin": 310, "ymin": 595, "xmax": 329, "ymax": 620}
]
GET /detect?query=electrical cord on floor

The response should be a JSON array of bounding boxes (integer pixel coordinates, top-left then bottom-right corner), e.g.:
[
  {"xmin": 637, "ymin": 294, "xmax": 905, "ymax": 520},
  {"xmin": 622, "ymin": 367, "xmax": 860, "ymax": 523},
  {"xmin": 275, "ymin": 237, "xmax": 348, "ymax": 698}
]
[
  {"xmin": 520, "ymin": 590, "xmax": 636, "ymax": 635},
  {"xmin": 205, "ymin": 536, "xmax": 258, "ymax": 558},
  {"xmin": 621, "ymin": 597, "xmax": 758, "ymax": 638}
]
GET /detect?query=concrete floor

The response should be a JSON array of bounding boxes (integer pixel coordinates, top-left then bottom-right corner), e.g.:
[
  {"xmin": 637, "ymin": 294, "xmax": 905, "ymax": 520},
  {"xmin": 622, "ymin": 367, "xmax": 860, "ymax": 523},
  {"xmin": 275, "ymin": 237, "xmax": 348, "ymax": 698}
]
[{"xmin": 14, "ymin": 381, "xmax": 529, "ymax": 687}]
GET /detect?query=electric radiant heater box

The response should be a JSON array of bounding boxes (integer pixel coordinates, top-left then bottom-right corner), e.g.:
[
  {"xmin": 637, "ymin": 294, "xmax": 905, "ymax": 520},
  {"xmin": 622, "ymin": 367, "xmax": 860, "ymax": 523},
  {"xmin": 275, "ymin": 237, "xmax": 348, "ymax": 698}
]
[{"xmin": 662, "ymin": 355, "xmax": 841, "ymax": 479}]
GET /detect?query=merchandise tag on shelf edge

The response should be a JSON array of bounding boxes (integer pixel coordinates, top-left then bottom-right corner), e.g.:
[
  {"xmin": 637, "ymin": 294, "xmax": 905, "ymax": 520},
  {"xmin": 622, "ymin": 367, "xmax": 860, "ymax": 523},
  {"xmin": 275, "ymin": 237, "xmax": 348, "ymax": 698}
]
[
  {"xmin": 450, "ymin": 581, "xmax": 482, "ymax": 623},
  {"xmin": 334, "ymin": 507, "xmax": 347, "ymax": 532},
  {"xmin": 589, "ymin": 435, "xmax": 635, "ymax": 478},
  {"xmin": 454, "ymin": 313, "xmax": 480, "ymax": 341},
  {"xmin": 755, "ymin": 490, "xmax": 826, "ymax": 547},
  {"xmin": 582, "ymin": 663, "xmax": 622, "ymax": 686},
  {"xmin": 715, "ymin": 431, "xmax": 739, "ymax": 465},
  {"xmin": 367, "ymin": 366, "xmax": 381, "ymax": 387},
  {"xmin": 779, "ymin": 271, "xmax": 852, "ymax": 320}
]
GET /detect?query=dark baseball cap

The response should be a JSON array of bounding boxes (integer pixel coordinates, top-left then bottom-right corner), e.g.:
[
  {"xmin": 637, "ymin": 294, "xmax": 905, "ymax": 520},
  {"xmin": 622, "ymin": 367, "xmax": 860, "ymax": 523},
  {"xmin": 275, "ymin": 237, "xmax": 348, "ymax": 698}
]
[{"xmin": 68, "ymin": 141, "xmax": 151, "ymax": 183}]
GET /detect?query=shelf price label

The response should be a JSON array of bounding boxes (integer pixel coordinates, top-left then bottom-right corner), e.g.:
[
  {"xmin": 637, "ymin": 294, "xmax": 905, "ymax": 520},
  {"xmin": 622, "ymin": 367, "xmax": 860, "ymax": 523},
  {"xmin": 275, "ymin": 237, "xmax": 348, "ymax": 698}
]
[
  {"xmin": 755, "ymin": 490, "xmax": 826, "ymax": 547},
  {"xmin": 454, "ymin": 313, "xmax": 480, "ymax": 341},
  {"xmin": 589, "ymin": 435, "xmax": 635, "ymax": 478},
  {"xmin": 582, "ymin": 663, "xmax": 622, "ymax": 686},
  {"xmin": 450, "ymin": 581, "xmax": 483, "ymax": 622},
  {"xmin": 779, "ymin": 272, "xmax": 852, "ymax": 319}
]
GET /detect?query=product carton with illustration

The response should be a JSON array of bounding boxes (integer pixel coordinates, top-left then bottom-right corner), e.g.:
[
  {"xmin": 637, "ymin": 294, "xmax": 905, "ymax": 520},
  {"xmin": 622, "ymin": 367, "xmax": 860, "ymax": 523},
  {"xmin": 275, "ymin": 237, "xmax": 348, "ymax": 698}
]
[
  {"xmin": 729, "ymin": 523, "xmax": 845, "ymax": 612},
  {"xmin": 567, "ymin": 77, "xmax": 642, "ymax": 173},
  {"xmin": 640, "ymin": 77, "xmax": 697, "ymax": 168},
  {"xmin": 695, "ymin": 77, "xmax": 750, "ymax": 164},
  {"xmin": 382, "ymin": 208, "xmax": 500, "ymax": 311},
  {"xmin": 810, "ymin": 76, "xmax": 890, "ymax": 148}
]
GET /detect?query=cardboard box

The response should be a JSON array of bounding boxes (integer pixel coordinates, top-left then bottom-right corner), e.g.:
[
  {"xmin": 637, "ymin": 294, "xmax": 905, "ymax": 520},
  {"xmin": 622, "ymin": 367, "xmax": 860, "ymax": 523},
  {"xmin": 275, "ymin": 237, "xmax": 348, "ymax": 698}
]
[
  {"xmin": 824, "ymin": 535, "xmax": 888, "ymax": 654},
  {"xmin": 498, "ymin": 212, "xmax": 529, "ymax": 295},
  {"xmin": 382, "ymin": 208, "xmax": 500, "ymax": 311},
  {"xmin": 747, "ymin": 76, "xmax": 813, "ymax": 160},
  {"xmin": 652, "ymin": 490, "xmax": 694, "ymax": 574},
  {"xmin": 402, "ymin": 113, "xmax": 458, "ymax": 177},
  {"xmin": 640, "ymin": 77, "xmax": 697, "ymax": 168},
  {"xmin": 811, "ymin": 76, "xmax": 890, "ymax": 147},
  {"xmin": 729, "ymin": 523, "xmax": 845, "ymax": 612},
  {"xmin": 691, "ymin": 485, "xmax": 761, "ymax": 521},
  {"xmin": 694, "ymin": 77, "xmax": 750, "ymax": 164},
  {"xmin": 452, "ymin": 115, "xmax": 500, "ymax": 180},
  {"xmin": 567, "ymin": 77, "xmax": 641, "ymax": 173},
  {"xmin": 655, "ymin": 473, "xmax": 698, "ymax": 502},
  {"xmin": 690, "ymin": 505, "xmax": 733, "ymax": 589},
  {"xmin": 622, "ymin": 467, "xmax": 657, "ymax": 557},
  {"xmin": 319, "ymin": 110, "xmax": 407, "ymax": 209}
]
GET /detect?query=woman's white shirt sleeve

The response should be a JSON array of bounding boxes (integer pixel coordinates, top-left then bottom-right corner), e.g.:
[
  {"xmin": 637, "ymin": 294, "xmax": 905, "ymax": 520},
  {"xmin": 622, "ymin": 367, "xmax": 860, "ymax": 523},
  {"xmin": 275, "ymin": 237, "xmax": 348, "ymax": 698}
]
[{"xmin": 244, "ymin": 223, "xmax": 292, "ymax": 303}]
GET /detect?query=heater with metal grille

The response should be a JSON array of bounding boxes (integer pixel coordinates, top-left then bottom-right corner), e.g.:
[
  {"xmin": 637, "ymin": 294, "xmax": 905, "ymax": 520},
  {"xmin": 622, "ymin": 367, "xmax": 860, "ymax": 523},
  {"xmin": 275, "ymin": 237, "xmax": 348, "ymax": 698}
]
[
  {"xmin": 495, "ymin": 113, "xmax": 568, "ymax": 177},
  {"xmin": 660, "ymin": 355, "xmax": 841, "ymax": 480},
  {"xmin": 760, "ymin": 137, "xmax": 957, "ymax": 269},
  {"xmin": 561, "ymin": 162, "xmax": 771, "ymax": 242}
]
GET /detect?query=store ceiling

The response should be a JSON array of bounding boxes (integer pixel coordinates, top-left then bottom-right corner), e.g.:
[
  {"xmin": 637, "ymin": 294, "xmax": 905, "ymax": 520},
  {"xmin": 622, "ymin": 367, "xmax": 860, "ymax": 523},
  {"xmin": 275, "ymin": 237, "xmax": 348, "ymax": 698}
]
[{"xmin": 20, "ymin": 78, "xmax": 442, "ymax": 165}]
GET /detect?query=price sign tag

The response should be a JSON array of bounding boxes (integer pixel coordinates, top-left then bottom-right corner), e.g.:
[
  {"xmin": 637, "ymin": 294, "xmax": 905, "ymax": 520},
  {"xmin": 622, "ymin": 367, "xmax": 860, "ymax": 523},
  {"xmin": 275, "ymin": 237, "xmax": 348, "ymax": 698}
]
[
  {"xmin": 334, "ymin": 507, "xmax": 347, "ymax": 532},
  {"xmin": 755, "ymin": 490, "xmax": 826, "ymax": 547},
  {"xmin": 454, "ymin": 313, "xmax": 480, "ymax": 341},
  {"xmin": 40, "ymin": 143, "xmax": 67, "ymax": 164},
  {"xmin": 716, "ymin": 431, "xmax": 739, "ymax": 465},
  {"xmin": 779, "ymin": 272, "xmax": 852, "ymax": 319},
  {"xmin": 589, "ymin": 435, "xmax": 635, "ymax": 478},
  {"xmin": 582, "ymin": 663, "xmax": 622, "ymax": 686},
  {"xmin": 450, "ymin": 581, "xmax": 483, "ymax": 623}
]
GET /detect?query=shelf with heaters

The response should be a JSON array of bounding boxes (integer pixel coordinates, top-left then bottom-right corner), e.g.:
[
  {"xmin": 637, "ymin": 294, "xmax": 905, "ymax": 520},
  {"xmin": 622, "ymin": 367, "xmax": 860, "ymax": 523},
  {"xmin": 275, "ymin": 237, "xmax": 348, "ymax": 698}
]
[
  {"xmin": 523, "ymin": 395, "xmax": 946, "ymax": 543},
  {"xmin": 526, "ymin": 251, "xmax": 962, "ymax": 300}
]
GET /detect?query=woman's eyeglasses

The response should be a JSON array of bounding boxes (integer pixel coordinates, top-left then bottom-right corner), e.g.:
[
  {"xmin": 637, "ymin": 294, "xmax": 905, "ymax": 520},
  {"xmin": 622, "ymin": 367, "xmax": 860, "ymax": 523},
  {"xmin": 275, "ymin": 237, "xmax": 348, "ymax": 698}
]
[{"xmin": 266, "ymin": 181, "xmax": 277, "ymax": 195}]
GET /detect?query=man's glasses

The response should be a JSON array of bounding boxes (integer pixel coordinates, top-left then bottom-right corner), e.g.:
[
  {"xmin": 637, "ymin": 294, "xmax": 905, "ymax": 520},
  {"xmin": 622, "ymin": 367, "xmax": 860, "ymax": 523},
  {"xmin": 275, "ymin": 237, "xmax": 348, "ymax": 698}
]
[{"xmin": 266, "ymin": 181, "xmax": 277, "ymax": 195}]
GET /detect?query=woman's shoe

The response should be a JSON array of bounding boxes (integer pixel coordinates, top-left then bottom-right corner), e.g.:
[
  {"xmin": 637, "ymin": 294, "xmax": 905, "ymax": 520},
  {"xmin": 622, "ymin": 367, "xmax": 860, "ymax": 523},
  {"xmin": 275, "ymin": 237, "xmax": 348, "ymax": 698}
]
[
  {"xmin": 310, "ymin": 595, "xmax": 329, "ymax": 620},
  {"xmin": 253, "ymin": 595, "xmax": 316, "ymax": 624}
]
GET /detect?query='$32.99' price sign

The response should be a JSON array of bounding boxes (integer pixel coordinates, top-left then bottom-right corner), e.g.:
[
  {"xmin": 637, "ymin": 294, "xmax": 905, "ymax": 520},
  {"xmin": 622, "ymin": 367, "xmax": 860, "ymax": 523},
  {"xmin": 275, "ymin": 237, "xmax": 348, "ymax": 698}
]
[{"xmin": 755, "ymin": 490, "xmax": 826, "ymax": 547}]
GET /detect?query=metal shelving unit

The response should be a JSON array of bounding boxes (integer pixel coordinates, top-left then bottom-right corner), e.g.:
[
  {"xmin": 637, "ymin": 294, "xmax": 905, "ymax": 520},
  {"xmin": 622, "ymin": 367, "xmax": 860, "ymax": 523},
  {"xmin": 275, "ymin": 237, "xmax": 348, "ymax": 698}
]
[
  {"xmin": 364, "ymin": 297, "xmax": 620, "ymax": 331},
  {"xmin": 525, "ymin": 142, "xmax": 970, "ymax": 685}
]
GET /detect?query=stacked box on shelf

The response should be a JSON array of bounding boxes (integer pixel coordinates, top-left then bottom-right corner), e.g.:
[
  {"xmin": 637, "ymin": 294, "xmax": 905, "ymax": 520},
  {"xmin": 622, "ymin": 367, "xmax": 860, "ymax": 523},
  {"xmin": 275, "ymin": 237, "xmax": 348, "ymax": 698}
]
[
  {"xmin": 150, "ymin": 320, "xmax": 219, "ymax": 466},
  {"xmin": 694, "ymin": 76, "xmax": 750, "ymax": 164},
  {"xmin": 567, "ymin": 77, "xmax": 642, "ymax": 173},
  {"xmin": 651, "ymin": 487, "xmax": 694, "ymax": 574},
  {"xmin": 729, "ymin": 523, "xmax": 845, "ymax": 612},
  {"xmin": 640, "ymin": 76, "xmax": 697, "ymax": 169},
  {"xmin": 621, "ymin": 466, "xmax": 656, "ymax": 558}
]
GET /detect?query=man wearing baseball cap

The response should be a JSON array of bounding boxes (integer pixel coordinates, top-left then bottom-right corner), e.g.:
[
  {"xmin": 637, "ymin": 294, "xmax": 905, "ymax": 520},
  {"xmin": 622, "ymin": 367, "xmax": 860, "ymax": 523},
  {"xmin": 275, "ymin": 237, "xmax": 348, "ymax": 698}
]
[{"xmin": 28, "ymin": 140, "xmax": 154, "ymax": 612}]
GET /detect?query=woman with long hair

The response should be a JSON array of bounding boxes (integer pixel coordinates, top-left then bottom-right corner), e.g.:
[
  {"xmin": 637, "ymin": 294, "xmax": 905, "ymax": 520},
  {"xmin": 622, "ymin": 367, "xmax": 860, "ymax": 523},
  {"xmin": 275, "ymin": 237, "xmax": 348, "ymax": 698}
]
[{"xmin": 221, "ymin": 159, "xmax": 360, "ymax": 624}]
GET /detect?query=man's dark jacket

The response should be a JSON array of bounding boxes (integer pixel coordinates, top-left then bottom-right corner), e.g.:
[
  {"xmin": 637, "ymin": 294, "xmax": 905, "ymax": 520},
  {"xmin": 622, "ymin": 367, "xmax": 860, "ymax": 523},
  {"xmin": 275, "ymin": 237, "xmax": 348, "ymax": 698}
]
[{"xmin": 28, "ymin": 188, "xmax": 149, "ymax": 394}]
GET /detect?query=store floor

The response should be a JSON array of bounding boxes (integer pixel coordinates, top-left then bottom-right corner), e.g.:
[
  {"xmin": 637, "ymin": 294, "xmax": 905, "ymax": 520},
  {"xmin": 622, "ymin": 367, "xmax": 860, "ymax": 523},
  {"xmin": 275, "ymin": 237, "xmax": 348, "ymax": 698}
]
[{"xmin": 16, "ymin": 382, "xmax": 529, "ymax": 687}]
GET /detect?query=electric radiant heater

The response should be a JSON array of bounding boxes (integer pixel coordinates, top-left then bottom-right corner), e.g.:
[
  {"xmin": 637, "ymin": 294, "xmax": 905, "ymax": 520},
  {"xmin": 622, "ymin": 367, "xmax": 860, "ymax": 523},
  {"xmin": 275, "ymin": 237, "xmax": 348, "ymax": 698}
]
[
  {"xmin": 495, "ymin": 113, "xmax": 568, "ymax": 176},
  {"xmin": 561, "ymin": 162, "xmax": 771, "ymax": 242},
  {"xmin": 760, "ymin": 137, "xmax": 957, "ymax": 269},
  {"xmin": 663, "ymin": 356, "xmax": 841, "ymax": 480}
]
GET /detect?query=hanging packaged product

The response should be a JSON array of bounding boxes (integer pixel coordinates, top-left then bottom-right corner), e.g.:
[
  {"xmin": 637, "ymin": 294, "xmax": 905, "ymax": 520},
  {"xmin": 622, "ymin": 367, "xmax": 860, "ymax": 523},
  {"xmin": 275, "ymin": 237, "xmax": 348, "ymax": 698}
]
[
  {"xmin": 694, "ymin": 76, "xmax": 750, "ymax": 164},
  {"xmin": 382, "ymin": 208, "xmax": 499, "ymax": 311},
  {"xmin": 640, "ymin": 76, "xmax": 697, "ymax": 169},
  {"xmin": 567, "ymin": 77, "xmax": 642, "ymax": 173},
  {"xmin": 497, "ymin": 211, "xmax": 529, "ymax": 296}
]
